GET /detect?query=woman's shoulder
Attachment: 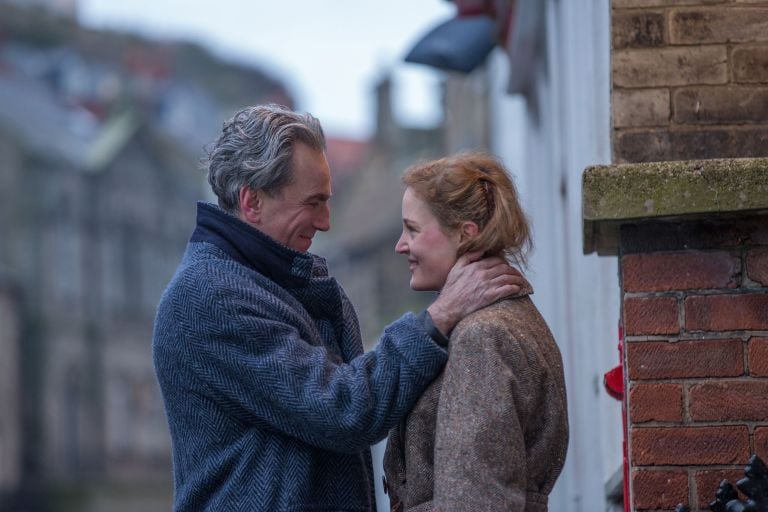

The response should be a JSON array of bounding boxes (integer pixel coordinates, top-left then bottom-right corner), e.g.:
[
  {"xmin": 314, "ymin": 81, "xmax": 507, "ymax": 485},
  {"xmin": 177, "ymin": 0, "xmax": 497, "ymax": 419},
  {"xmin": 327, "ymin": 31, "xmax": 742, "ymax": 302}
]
[
  {"xmin": 453, "ymin": 294, "xmax": 537, "ymax": 336},
  {"xmin": 451, "ymin": 295, "xmax": 557, "ymax": 357}
]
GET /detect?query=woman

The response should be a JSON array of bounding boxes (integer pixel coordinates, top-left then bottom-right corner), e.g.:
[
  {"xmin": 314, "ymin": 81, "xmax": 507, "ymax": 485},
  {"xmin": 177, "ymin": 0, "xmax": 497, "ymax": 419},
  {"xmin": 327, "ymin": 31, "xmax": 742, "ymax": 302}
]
[{"xmin": 383, "ymin": 152, "xmax": 568, "ymax": 512}]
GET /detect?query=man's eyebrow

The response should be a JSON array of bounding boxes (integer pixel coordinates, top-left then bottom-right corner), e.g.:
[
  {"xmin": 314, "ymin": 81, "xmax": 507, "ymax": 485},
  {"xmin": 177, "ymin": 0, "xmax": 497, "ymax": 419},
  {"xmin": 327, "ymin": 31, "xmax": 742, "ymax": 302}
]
[{"xmin": 304, "ymin": 193, "xmax": 331, "ymax": 202}]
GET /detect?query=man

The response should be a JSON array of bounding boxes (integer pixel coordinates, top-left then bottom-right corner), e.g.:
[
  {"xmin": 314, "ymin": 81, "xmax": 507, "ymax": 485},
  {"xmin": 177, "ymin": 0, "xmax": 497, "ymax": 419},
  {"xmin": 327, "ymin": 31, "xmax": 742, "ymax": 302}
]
[{"xmin": 153, "ymin": 104, "xmax": 522, "ymax": 511}]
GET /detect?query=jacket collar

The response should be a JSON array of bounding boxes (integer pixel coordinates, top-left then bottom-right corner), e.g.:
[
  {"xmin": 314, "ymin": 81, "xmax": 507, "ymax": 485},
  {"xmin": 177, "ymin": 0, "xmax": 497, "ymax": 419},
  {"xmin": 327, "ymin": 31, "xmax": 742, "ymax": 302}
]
[
  {"xmin": 515, "ymin": 278, "xmax": 534, "ymax": 297},
  {"xmin": 190, "ymin": 202, "xmax": 321, "ymax": 288}
]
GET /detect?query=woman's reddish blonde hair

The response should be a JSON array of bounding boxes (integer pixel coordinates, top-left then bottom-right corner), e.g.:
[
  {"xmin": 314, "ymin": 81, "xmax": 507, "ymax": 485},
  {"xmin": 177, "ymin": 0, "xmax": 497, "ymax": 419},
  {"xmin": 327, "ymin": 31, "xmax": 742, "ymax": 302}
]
[{"xmin": 402, "ymin": 152, "xmax": 532, "ymax": 268}]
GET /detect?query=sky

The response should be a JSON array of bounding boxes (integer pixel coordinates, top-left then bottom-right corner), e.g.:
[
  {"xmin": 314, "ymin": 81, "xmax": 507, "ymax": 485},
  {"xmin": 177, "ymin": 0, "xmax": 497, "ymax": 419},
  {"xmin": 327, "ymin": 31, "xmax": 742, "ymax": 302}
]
[{"xmin": 78, "ymin": 0, "xmax": 456, "ymax": 139}]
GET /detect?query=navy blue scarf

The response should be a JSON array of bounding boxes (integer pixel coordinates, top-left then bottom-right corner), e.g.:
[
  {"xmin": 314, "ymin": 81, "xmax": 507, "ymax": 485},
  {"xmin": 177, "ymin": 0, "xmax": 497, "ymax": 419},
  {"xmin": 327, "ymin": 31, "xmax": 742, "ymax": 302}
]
[{"xmin": 190, "ymin": 202, "xmax": 309, "ymax": 289}]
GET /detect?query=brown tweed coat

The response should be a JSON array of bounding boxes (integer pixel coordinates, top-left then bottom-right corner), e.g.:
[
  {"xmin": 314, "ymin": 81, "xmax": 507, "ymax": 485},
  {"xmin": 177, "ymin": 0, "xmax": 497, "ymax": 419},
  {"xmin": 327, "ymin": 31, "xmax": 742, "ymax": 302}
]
[{"xmin": 383, "ymin": 285, "xmax": 568, "ymax": 512}]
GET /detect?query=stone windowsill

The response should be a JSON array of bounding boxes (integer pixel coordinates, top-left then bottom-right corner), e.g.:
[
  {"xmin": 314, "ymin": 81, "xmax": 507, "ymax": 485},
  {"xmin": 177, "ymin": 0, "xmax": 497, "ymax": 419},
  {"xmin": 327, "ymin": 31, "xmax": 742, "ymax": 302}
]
[{"xmin": 582, "ymin": 157, "xmax": 768, "ymax": 255}]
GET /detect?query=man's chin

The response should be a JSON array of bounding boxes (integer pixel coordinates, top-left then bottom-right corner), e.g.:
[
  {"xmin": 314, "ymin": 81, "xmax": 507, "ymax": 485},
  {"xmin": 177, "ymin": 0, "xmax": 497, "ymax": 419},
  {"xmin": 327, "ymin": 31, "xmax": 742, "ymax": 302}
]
[{"xmin": 294, "ymin": 237, "xmax": 313, "ymax": 252}]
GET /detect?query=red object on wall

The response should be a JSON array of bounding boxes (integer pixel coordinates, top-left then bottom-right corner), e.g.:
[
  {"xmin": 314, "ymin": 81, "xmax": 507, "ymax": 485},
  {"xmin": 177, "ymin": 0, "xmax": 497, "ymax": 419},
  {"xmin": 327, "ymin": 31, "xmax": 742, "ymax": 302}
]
[{"xmin": 604, "ymin": 363, "xmax": 624, "ymax": 401}]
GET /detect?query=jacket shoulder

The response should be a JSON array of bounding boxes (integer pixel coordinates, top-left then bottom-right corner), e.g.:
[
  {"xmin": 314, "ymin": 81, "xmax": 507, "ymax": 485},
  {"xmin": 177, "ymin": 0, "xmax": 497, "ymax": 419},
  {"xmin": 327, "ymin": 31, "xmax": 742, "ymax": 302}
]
[{"xmin": 452, "ymin": 297, "xmax": 544, "ymax": 342}]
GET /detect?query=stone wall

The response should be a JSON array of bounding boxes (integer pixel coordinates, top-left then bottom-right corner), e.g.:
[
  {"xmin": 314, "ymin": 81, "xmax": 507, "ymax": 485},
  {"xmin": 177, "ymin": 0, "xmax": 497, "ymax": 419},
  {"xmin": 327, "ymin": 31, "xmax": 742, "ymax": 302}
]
[{"xmin": 611, "ymin": 0, "xmax": 768, "ymax": 163}]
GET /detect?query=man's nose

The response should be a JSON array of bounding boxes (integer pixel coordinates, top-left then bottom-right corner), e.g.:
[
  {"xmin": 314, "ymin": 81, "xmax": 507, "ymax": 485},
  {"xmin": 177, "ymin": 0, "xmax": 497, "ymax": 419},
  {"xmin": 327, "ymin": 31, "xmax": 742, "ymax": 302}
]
[{"xmin": 315, "ymin": 203, "xmax": 330, "ymax": 232}]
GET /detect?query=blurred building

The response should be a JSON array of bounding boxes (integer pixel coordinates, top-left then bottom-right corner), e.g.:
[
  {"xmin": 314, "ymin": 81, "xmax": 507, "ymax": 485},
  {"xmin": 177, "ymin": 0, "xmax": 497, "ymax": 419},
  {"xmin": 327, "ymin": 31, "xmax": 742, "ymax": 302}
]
[
  {"xmin": 0, "ymin": 3, "xmax": 292, "ymax": 511},
  {"xmin": 323, "ymin": 76, "xmax": 445, "ymax": 347},
  {"xmin": 3, "ymin": 0, "xmax": 77, "ymax": 18},
  {"xmin": 0, "ymin": 272, "xmax": 21, "ymax": 505},
  {"xmin": 317, "ymin": 75, "xmax": 445, "ymax": 512}
]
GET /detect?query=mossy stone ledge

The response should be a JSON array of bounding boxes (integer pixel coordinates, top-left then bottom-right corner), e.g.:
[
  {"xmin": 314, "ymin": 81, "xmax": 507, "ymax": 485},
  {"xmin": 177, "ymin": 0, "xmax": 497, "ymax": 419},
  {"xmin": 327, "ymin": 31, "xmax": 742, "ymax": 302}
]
[{"xmin": 582, "ymin": 158, "xmax": 768, "ymax": 255}]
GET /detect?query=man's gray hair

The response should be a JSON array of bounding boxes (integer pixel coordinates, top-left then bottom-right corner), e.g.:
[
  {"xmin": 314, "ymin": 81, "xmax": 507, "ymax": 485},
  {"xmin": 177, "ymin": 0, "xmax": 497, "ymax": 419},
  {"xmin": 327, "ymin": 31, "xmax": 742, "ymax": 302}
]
[{"xmin": 206, "ymin": 104, "xmax": 327, "ymax": 213}]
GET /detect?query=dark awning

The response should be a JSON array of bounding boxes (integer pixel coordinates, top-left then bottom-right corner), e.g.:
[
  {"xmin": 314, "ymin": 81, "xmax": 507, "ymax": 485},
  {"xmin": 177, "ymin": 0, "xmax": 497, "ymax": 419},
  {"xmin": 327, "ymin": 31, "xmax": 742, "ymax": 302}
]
[{"xmin": 404, "ymin": 15, "xmax": 497, "ymax": 74}]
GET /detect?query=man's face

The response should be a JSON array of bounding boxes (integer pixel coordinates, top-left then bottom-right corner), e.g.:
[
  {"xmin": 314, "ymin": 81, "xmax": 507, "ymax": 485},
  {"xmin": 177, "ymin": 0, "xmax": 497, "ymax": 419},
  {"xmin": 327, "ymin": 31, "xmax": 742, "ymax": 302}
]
[{"xmin": 250, "ymin": 142, "xmax": 332, "ymax": 252}]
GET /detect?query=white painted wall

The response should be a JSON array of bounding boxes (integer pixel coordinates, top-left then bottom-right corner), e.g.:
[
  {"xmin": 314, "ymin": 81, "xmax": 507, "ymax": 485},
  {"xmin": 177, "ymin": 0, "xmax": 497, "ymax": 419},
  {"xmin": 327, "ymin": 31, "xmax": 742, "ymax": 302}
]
[{"xmin": 490, "ymin": 1, "xmax": 623, "ymax": 510}]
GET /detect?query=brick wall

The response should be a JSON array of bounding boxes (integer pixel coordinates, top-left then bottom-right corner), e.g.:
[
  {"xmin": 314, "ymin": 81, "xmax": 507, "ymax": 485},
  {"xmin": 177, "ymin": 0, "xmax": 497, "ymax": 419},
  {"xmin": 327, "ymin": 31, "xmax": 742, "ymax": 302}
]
[
  {"xmin": 621, "ymin": 217, "xmax": 768, "ymax": 511},
  {"xmin": 611, "ymin": 0, "xmax": 768, "ymax": 163}
]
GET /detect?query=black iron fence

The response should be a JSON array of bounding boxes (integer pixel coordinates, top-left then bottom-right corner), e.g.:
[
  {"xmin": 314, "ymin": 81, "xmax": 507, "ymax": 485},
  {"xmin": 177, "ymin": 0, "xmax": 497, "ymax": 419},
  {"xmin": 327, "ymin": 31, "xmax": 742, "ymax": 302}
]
[{"xmin": 675, "ymin": 455, "xmax": 768, "ymax": 512}]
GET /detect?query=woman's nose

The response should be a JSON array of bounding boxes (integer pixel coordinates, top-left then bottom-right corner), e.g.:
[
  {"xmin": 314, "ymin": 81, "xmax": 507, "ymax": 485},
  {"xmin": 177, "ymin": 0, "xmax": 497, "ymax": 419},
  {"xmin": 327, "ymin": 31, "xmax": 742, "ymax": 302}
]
[{"xmin": 395, "ymin": 233, "xmax": 407, "ymax": 254}]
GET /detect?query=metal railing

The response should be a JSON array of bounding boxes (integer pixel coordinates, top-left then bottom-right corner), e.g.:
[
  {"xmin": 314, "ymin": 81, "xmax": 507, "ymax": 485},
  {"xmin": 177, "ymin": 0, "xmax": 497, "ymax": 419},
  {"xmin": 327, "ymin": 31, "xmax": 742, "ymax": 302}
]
[{"xmin": 675, "ymin": 455, "xmax": 768, "ymax": 512}]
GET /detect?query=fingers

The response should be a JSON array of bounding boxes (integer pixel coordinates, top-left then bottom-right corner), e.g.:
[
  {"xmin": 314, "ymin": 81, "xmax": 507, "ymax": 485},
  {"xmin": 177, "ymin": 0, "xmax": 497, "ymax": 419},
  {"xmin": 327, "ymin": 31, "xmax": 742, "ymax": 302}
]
[
  {"xmin": 484, "ymin": 283, "xmax": 522, "ymax": 303},
  {"xmin": 462, "ymin": 255, "xmax": 521, "ymax": 275},
  {"xmin": 455, "ymin": 250, "xmax": 484, "ymax": 267},
  {"xmin": 473, "ymin": 261, "xmax": 521, "ymax": 282},
  {"xmin": 493, "ymin": 273, "xmax": 525, "ymax": 292},
  {"xmin": 434, "ymin": 259, "xmax": 526, "ymax": 329}
]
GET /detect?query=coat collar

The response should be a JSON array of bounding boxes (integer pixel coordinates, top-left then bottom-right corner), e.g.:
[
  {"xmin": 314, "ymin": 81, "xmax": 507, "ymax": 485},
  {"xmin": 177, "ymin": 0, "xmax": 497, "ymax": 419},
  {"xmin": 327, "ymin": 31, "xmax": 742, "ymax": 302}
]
[
  {"xmin": 190, "ymin": 202, "xmax": 325, "ymax": 288},
  {"xmin": 514, "ymin": 278, "xmax": 534, "ymax": 298}
]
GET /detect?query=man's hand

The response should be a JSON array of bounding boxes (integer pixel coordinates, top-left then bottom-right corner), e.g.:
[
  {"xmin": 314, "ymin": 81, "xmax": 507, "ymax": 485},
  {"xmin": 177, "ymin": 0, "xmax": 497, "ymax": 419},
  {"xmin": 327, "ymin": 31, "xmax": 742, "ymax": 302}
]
[{"xmin": 427, "ymin": 251, "xmax": 524, "ymax": 336}]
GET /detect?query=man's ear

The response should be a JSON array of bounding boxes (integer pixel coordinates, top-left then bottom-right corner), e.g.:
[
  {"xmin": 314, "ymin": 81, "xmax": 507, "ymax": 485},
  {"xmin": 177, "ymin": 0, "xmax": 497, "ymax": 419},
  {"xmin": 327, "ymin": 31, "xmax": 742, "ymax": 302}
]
[
  {"xmin": 460, "ymin": 221, "xmax": 479, "ymax": 242},
  {"xmin": 239, "ymin": 186, "xmax": 263, "ymax": 225}
]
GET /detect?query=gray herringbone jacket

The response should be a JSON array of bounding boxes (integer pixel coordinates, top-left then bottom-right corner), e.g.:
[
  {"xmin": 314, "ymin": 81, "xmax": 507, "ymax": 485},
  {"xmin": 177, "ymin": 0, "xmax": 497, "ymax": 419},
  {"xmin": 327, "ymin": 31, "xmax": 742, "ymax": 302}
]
[
  {"xmin": 383, "ymin": 285, "xmax": 568, "ymax": 512},
  {"xmin": 153, "ymin": 203, "xmax": 448, "ymax": 511}
]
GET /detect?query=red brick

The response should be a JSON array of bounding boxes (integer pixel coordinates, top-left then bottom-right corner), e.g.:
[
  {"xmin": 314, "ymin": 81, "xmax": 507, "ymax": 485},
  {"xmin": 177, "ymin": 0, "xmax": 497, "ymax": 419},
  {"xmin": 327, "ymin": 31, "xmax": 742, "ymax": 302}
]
[
  {"xmin": 632, "ymin": 470, "xmax": 688, "ymax": 510},
  {"xmin": 748, "ymin": 338, "xmax": 768, "ymax": 376},
  {"xmin": 689, "ymin": 380, "xmax": 768, "ymax": 421},
  {"xmin": 673, "ymin": 86, "xmax": 768, "ymax": 125},
  {"xmin": 631, "ymin": 425, "xmax": 749, "ymax": 465},
  {"xmin": 747, "ymin": 248, "xmax": 768, "ymax": 286},
  {"xmin": 685, "ymin": 294, "xmax": 768, "ymax": 331},
  {"xmin": 754, "ymin": 427, "xmax": 768, "ymax": 461},
  {"xmin": 629, "ymin": 383, "xmax": 683, "ymax": 423},
  {"xmin": 733, "ymin": 44, "xmax": 768, "ymax": 83},
  {"xmin": 622, "ymin": 251, "xmax": 740, "ymax": 292},
  {"xmin": 627, "ymin": 339, "xmax": 743, "ymax": 380},
  {"xmin": 695, "ymin": 469, "xmax": 746, "ymax": 509},
  {"xmin": 670, "ymin": 8, "xmax": 768, "ymax": 45},
  {"xmin": 624, "ymin": 296, "xmax": 679, "ymax": 335}
]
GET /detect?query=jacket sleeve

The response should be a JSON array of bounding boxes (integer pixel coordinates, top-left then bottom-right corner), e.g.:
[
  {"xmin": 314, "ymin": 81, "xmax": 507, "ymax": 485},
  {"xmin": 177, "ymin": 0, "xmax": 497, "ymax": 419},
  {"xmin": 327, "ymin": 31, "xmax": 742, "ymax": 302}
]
[
  {"xmin": 157, "ymin": 267, "xmax": 447, "ymax": 454},
  {"xmin": 432, "ymin": 320, "xmax": 528, "ymax": 511}
]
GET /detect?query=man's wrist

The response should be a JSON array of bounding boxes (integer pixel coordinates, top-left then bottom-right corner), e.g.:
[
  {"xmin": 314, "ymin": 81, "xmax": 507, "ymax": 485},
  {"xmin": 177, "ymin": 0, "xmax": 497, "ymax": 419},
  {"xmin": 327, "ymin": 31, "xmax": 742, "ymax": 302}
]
[
  {"xmin": 426, "ymin": 304, "xmax": 454, "ymax": 339},
  {"xmin": 421, "ymin": 310, "xmax": 450, "ymax": 347}
]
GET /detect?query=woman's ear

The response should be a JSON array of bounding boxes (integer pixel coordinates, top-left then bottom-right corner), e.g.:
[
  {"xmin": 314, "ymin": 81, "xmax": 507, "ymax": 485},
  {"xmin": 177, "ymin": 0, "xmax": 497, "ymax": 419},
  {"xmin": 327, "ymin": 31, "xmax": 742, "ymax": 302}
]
[{"xmin": 459, "ymin": 221, "xmax": 479, "ymax": 242}]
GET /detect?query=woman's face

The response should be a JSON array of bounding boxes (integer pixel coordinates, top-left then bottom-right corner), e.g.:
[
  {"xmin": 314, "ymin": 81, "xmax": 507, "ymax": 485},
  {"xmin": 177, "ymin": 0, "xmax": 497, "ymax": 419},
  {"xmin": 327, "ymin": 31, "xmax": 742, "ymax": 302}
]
[{"xmin": 395, "ymin": 187, "xmax": 462, "ymax": 291}]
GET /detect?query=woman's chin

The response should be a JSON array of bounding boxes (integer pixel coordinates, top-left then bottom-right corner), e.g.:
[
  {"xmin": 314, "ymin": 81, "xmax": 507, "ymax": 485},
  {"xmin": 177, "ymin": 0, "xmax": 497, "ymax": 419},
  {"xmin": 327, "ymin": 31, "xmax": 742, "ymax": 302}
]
[{"xmin": 409, "ymin": 277, "xmax": 441, "ymax": 292}]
